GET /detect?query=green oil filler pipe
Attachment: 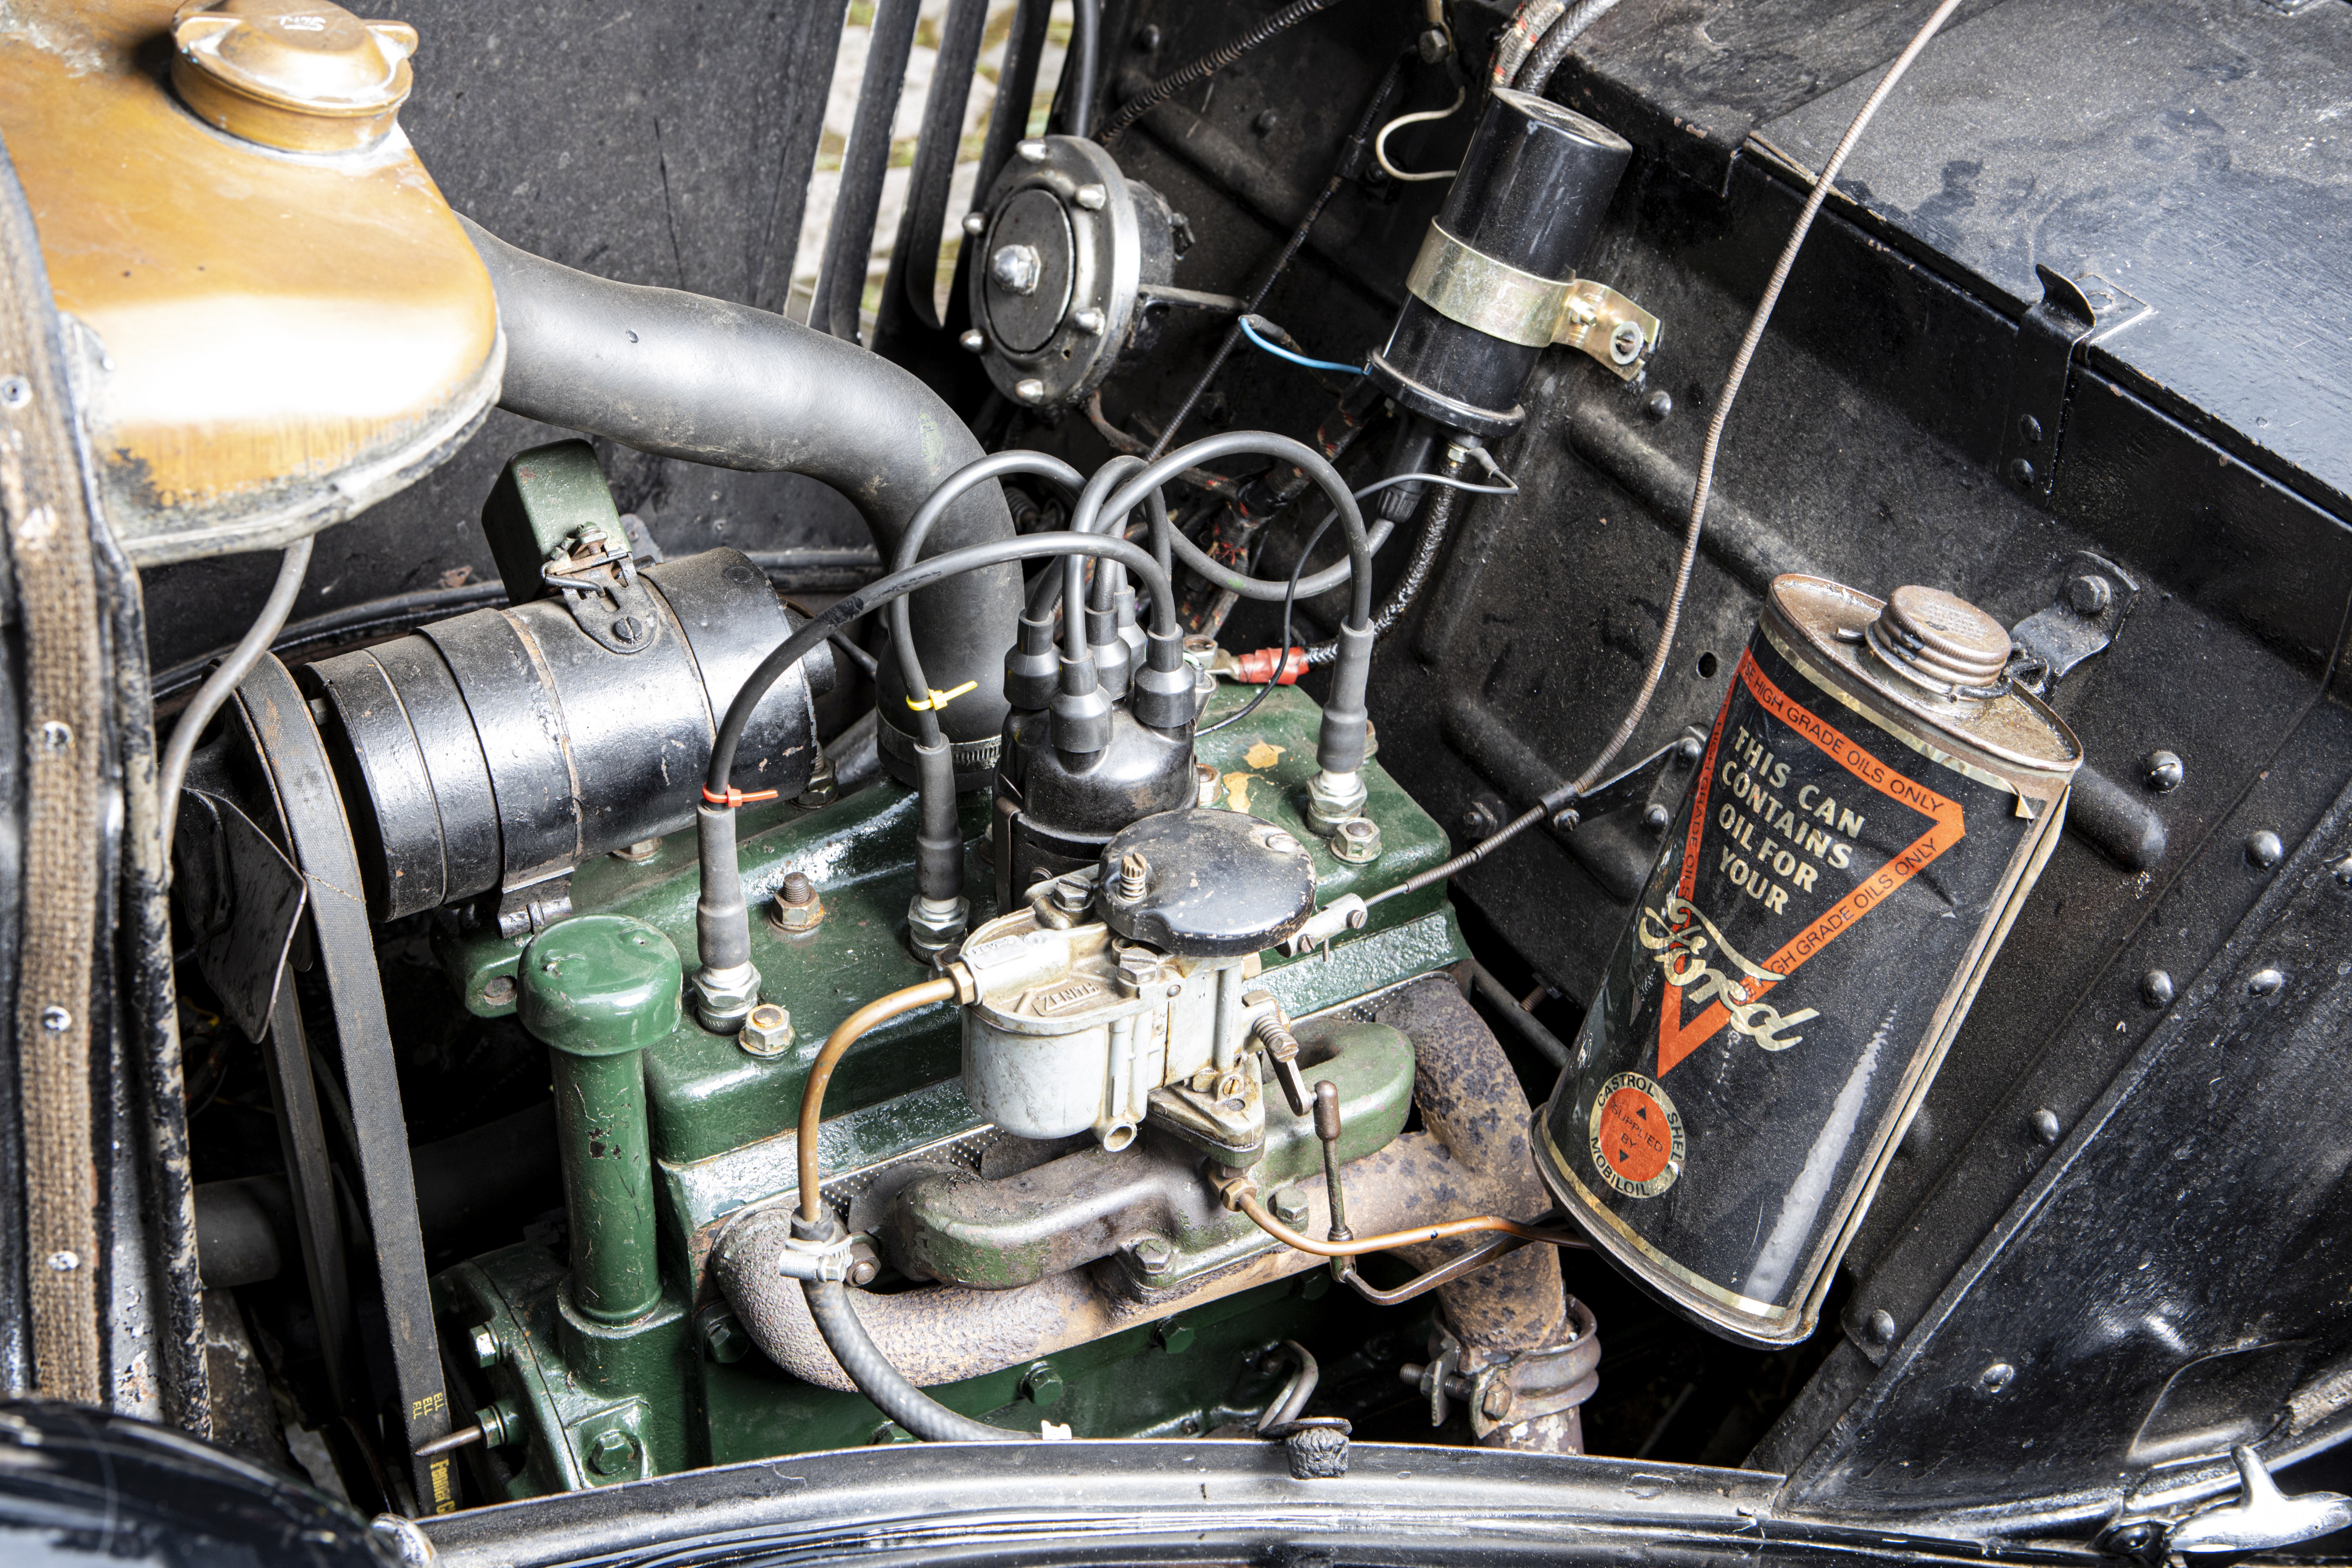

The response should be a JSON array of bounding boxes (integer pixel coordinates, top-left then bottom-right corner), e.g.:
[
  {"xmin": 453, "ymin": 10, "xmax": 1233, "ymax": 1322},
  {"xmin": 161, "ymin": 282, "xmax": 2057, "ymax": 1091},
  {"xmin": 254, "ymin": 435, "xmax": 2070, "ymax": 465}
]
[{"xmin": 516, "ymin": 915, "xmax": 680, "ymax": 1330}]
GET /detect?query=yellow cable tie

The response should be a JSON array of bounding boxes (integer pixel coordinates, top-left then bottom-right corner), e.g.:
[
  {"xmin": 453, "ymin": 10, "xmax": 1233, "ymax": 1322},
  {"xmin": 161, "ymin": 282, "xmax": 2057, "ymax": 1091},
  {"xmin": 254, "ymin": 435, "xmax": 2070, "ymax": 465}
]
[{"xmin": 904, "ymin": 679, "xmax": 979, "ymax": 713}]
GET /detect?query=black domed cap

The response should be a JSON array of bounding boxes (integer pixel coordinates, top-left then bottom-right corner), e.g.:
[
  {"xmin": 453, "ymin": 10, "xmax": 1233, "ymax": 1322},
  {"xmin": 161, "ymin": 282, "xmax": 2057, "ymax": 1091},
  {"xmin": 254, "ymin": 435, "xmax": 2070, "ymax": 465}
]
[{"xmin": 1099, "ymin": 808, "xmax": 1318, "ymax": 958}]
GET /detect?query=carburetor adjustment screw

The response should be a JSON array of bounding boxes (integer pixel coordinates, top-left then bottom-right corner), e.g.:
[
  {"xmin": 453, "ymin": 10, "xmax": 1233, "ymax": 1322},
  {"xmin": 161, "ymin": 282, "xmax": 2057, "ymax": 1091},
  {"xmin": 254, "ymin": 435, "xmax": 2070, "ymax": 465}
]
[{"xmin": 1118, "ymin": 851, "xmax": 1150, "ymax": 902}]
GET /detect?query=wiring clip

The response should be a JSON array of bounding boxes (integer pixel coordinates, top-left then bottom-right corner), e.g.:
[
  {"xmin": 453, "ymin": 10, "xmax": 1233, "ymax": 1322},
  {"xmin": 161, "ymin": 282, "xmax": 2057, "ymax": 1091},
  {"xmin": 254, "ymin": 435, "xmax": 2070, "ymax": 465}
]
[
  {"xmin": 702, "ymin": 784, "xmax": 782, "ymax": 809},
  {"xmin": 904, "ymin": 679, "xmax": 979, "ymax": 713}
]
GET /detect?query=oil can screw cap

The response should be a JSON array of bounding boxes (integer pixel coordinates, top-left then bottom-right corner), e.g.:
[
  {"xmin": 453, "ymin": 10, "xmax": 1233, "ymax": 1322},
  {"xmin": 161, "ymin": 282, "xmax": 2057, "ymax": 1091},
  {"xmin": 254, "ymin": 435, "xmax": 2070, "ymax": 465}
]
[
  {"xmin": 1864, "ymin": 585, "xmax": 2013, "ymax": 696},
  {"xmin": 172, "ymin": 0, "xmax": 420, "ymax": 154}
]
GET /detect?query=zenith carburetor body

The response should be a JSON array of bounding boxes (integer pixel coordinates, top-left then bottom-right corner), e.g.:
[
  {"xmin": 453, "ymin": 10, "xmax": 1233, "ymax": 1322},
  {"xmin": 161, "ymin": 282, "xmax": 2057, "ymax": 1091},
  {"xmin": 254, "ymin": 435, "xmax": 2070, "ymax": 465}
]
[{"xmin": 960, "ymin": 808, "xmax": 1320, "ymax": 1161}]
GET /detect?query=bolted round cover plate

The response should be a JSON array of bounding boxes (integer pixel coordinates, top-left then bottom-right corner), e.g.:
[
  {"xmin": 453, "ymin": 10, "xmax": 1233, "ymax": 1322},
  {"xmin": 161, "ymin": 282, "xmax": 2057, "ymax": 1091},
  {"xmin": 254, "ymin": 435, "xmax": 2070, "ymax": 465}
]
[
  {"xmin": 982, "ymin": 188, "xmax": 1076, "ymax": 355},
  {"xmin": 1099, "ymin": 808, "xmax": 1318, "ymax": 958}
]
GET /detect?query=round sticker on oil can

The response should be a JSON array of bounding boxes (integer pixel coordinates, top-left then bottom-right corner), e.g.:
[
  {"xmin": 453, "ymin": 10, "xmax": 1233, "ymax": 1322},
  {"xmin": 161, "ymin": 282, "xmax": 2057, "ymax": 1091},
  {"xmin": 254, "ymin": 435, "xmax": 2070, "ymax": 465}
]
[{"xmin": 1588, "ymin": 1071, "xmax": 1684, "ymax": 1197}]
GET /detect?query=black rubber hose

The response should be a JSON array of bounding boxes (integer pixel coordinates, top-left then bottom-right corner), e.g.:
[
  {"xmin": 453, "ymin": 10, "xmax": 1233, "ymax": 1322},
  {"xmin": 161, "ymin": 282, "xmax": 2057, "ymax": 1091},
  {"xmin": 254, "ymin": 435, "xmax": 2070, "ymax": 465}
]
[
  {"xmin": 460, "ymin": 216, "xmax": 1022, "ymax": 757},
  {"xmin": 1061, "ymin": 0, "xmax": 1101, "ymax": 139},
  {"xmin": 803, "ymin": 1280, "xmax": 1027, "ymax": 1441}
]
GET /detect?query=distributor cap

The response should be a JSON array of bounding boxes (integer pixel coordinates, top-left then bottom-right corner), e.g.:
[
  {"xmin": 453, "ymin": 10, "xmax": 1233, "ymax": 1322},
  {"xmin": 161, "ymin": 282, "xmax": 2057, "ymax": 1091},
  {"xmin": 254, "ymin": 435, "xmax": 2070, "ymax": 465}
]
[
  {"xmin": 966, "ymin": 135, "xmax": 1176, "ymax": 408},
  {"xmin": 1098, "ymin": 809, "xmax": 1318, "ymax": 958}
]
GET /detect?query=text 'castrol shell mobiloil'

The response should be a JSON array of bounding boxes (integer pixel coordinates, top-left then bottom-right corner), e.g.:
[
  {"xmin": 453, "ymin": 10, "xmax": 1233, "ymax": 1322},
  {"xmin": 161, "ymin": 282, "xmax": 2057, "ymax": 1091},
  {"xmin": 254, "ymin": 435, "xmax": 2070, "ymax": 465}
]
[{"xmin": 1535, "ymin": 575, "xmax": 2080, "ymax": 1348}]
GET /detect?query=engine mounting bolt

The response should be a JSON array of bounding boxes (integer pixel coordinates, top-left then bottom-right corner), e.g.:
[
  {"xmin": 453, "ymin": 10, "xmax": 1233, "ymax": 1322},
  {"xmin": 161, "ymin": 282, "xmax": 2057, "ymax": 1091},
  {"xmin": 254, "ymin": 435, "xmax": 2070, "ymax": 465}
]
[
  {"xmin": 2246, "ymin": 829, "xmax": 2284, "ymax": 869},
  {"xmin": 737, "ymin": 1002, "xmax": 795, "ymax": 1058},
  {"xmin": 1155, "ymin": 1318, "xmax": 1195, "ymax": 1354},
  {"xmin": 470, "ymin": 1325, "xmax": 501, "ymax": 1367},
  {"xmin": 2144, "ymin": 750, "xmax": 2184, "ymax": 793},
  {"xmin": 2067, "ymin": 575, "xmax": 2112, "ymax": 616},
  {"xmin": 990, "ymin": 243, "xmax": 1042, "ymax": 295},
  {"xmin": 1330, "ymin": 817, "xmax": 1381, "ymax": 864},
  {"xmin": 2248, "ymin": 968, "xmax": 2286, "ymax": 996},
  {"xmin": 1072, "ymin": 184, "xmax": 1108, "ymax": 211},
  {"xmin": 961, "ymin": 210, "xmax": 988, "ymax": 236},
  {"xmin": 1270, "ymin": 1187, "xmax": 1311, "ymax": 1229},
  {"xmin": 1131, "ymin": 1236, "xmax": 1174, "ymax": 1277},
  {"xmin": 1070, "ymin": 307, "xmax": 1105, "ymax": 335},
  {"xmin": 1118, "ymin": 851, "xmax": 1149, "ymax": 901},
  {"xmin": 2140, "ymin": 969, "xmax": 2175, "ymax": 1008},
  {"xmin": 770, "ymin": 873, "xmax": 825, "ymax": 934},
  {"xmin": 1014, "ymin": 378, "xmax": 1048, "ymax": 404},
  {"xmin": 2029, "ymin": 1108, "xmax": 2064, "ymax": 1145},
  {"xmin": 958, "ymin": 329, "xmax": 987, "ymax": 353},
  {"xmin": 1864, "ymin": 1309, "xmax": 1898, "ymax": 1346},
  {"xmin": 1021, "ymin": 1361, "xmax": 1065, "ymax": 1407},
  {"xmin": 586, "ymin": 1428, "xmax": 639, "ymax": 1478},
  {"xmin": 1016, "ymin": 138, "xmax": 1049, "ymax": 162}
]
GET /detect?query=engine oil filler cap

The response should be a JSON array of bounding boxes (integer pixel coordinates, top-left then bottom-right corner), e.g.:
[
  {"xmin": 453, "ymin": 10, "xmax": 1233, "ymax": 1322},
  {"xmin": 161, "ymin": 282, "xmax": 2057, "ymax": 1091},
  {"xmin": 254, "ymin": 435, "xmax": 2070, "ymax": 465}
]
[
  {"xmin": 1098, "ymin": 809, "xmax": 1318, "ymax": 958},
  {"xmin": 172, "ymin": 0, "xmax": 420, "ymax": 154}
]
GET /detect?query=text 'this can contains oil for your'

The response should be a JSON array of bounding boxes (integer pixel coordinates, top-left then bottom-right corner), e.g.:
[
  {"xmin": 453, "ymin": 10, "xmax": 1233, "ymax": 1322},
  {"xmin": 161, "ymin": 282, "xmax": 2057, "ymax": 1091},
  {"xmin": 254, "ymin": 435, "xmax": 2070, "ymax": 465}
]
[{"xmin": 1535, "ymin": 575, "xmax": 2081, "ymax": 1348}]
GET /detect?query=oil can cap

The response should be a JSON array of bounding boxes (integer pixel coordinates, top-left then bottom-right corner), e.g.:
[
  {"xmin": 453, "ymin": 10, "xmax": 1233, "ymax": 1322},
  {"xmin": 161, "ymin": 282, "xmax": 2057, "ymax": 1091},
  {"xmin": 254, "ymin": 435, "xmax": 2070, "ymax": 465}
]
[
  {"xmin": 1098, "ymin": 808, "xmax": 1318, "ymax": 958},
  {"xmin": 1866, "ymin": 584, "xmax": 2014, "ymax": 696},
  {"xmin": 172, "ymin": 0, "xmax": 419, "ymax": 153}
]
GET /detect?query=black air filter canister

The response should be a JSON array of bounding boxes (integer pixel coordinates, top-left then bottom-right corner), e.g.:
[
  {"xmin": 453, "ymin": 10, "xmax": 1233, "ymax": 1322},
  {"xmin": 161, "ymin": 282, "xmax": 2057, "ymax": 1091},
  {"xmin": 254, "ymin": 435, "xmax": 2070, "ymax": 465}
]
[
  {"xmin": 1368, "ymin": 89, "xmax": 1632, "ymax": 437},
  {"xmin": 308, "ymin": 548, "xmax": 828, "ymax": 920}
]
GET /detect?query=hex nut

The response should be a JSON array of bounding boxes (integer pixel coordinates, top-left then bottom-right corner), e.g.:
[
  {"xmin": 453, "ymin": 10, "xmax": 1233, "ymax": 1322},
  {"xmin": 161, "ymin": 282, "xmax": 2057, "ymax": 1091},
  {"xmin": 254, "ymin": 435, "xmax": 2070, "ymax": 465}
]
[
  {"xmin": 738, "ymin": 1002, "xmax": 795, "ymax": 1058},
  {"xmin": 2066, "ymin": 575, "xmax": 2112, "ymax": 616},
  {"xmin": 470, "ymin": 1324, "xmax": 501, "ymax": 1369},
  {"xmin": 1130, "ymin": 1236, "xmax": 1174, "ymax": 1277},
  {"xmin": 2144, "ymin": 750, "xmax": 2184, "ymax": 793},
  {"xmin": 769, "ymin": 872, "xmax": 825, "ymax": 934},
  {"xmin": 1022, "ymin": 1361, "xmax": 1065, "ymax": 1407},
  {"xmin": 1155, "ymin": 1318, "xmax": 1195, "ymax": 1354},
  {"xmin": 1270, "ymin": 1187, "xmax": 1311, "ymax": 1229},
  {"xmin": 2246, "ymin": 830, "xmax": 2285, "ymax": 869},
  {"xmin": 1330, "ymin": 817, "xmax": 1382, "ymax": 864},
  {"xmin": 797, "ymin": 752, "xmax": 839, "ymax": 808},
  {"xmin": 586, "ymin": 1428, "xmax": 639, "ymax": 1477}
]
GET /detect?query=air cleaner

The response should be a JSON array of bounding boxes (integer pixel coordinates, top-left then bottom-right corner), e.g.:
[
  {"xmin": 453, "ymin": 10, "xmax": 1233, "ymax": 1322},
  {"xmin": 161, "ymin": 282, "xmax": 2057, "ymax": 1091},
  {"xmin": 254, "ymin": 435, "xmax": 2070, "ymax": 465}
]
[{"xmin": 1536, "ymin": 575, "xmax": 2080, "ymax": 1349}]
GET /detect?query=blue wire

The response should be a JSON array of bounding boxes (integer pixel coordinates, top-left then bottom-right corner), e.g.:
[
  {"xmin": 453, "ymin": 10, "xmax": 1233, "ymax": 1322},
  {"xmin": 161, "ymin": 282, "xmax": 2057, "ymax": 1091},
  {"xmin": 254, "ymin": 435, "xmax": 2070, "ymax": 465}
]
[{"xmin": 1238, "ymin": 315, "xmax": 1363, "ymax": 377}]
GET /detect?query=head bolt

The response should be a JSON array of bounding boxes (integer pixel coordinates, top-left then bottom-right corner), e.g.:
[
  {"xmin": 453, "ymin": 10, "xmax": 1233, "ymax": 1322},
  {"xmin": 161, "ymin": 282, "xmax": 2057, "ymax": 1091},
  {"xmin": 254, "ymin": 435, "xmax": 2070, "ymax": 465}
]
[
  {"xmin": 2144, "ymin": 750, "xmax": 2184, "ymax": 793},
  {"xmin": 1070, "ymin": 307, "xmax": 1105, "ymax": 335},
  {"xmin": 1021, "ymin": 1361, "xmax": 1065, "ymax": 1407},
  {"xmin": 1131, "ymin": 1236, "xmax": 1174, "ymax": 1278},
  {"xmin": 737, "ymin": 1002, "xmax": 795, "ymax": 1058},
  {"xmin": 1330, "ymin": 817, "xmax": 1381, "ymax": 864},
  {"xmin": 2140, "ymin": 969, "xmax": 2175, "ymax": 1008},
  {"xmin": 2246, "ymin": 830, "xmax": 2284, "ymax": 868},
  {"xmin": 990, "ymin": 243, "xmax": 1042, "ymax": 295},
  {"xmin": 2066, "ymin": 575, "xmax": 2112, "ymax": 616},
  {"xmin": 470, "ymin": 1324, "xmax": 501, "ymax": 1368},
  {"xmin": 586, "ymin": 1428, "xmax": 639, "ymax": 1478},
  {"xmin": 958, "ymin": 328, "xmax": 987, "ymax": 353},
  {"xmin": 1270, "ymin": 1187, "xmax": 1311, "ymax": 1229}
]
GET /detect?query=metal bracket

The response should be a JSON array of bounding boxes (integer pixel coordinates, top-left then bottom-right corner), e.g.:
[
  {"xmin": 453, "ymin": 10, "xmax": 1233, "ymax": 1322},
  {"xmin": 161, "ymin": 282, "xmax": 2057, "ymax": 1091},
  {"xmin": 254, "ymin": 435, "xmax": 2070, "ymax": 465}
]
[
  {"xmin": 542, "ymin": 530, "xmax": 663, "ymax": 655},
  {"xmin": 2164, "ymin": 1445, "xmax": 2352, "ymax": 1555},
  {"xmin": 1404, "ymin": 223, "xmax": 1660, "ymax": 378},
  {"xmin": 2009, "ymin": 550, "xmax": 2142, "ymax": 693},
  {"xmin": 489, "ymin": 872, "xmax": 574, "ymax": 941},
  {"xmin": 1555, "ymin": 279, "xmax": 1661, "ymax": 382},
  {"xmin": 1997, "ymin": 267, "xmax": 2154, "ymax": 506}
]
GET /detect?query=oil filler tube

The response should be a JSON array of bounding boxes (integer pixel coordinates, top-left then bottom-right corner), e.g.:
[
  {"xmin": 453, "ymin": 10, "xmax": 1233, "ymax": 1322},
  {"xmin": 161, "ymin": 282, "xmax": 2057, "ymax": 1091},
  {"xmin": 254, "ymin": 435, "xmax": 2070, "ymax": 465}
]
[{"xmin": 1535, "ymin": 575, "xmax": 2080, "ymax": 1349}]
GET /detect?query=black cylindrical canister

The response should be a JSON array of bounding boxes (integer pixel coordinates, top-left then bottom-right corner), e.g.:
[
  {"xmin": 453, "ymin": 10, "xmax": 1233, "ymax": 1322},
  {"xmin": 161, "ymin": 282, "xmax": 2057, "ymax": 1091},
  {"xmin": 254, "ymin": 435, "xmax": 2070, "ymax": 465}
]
[
  {"xmin": 309, "ymin": 548, "xmax": 828, "ymax": 920},
  {"xmin": 1535, "ymin": 576, "xmax": 2079, "ymax": 1349},
  {"xmin": 1368, "ymin": 89, "xmax": 1631, "ymax": 436}
]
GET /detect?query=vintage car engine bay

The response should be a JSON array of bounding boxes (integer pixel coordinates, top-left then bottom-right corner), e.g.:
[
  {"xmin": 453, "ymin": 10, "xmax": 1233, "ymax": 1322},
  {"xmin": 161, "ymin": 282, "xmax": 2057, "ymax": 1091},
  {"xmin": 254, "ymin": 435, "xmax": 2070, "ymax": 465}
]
[{"xmin": 1, "ymin": 0, "xmax": 2350, "ymax": 1562}]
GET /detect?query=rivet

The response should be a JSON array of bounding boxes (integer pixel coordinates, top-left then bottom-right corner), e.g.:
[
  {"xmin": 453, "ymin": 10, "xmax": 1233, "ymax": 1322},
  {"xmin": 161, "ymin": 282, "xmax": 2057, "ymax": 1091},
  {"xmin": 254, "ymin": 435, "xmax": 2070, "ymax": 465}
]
[
  {"xmin": 1864, "ymin": 1309, "xmax": 1898, "ymax": 1346},
  {"xmin": 961, "ymin": 210, "xmax": 988, "ymax": 236},
  {"xmin": 2144, "ymin": 750, "xmax": 2184, "ymax": 793},
  {"xmin": 39, "ymin": 1006, "xmax": 69, "ymax": 1032},
  {"xmin": 2248, "ymin": 968, "xmax": 2285, "ymax": 996},
  {"xmin": 2245, "ymin": 830, "xmax": 2284, "ymax": 868},
  {"xmin": 1978, "ymin": 1361, "xmax": 2016, "ymax": 1393},
  {"xmin": 1070, "ymin": 308, "xmax": 1105, "ymax": 335},
  {"xmin": 2140, "ymin": 969, "xmax": 2174, "ymax": 1008},
  {"xmin": 0, "ymin": 376, "xmax": 30, "ymax": 409},
  {"xmin": 40, "ymin": 721, "xmax": 72, "ymax": 752},
  {"xmin": 958, "ymin": 329, "xmax": 987, "ymax": 353},
  {"xmin": 1642, "ymin": 804, "xmax": 1671, "ymax": 833},
  {"xmin": 2028, "ymin": 1108, "xmax": 2062, "ymax": 1144},
  {"xmin": 2018, "ymin": 413, "xmax": 2044, "ymax": 444},
  {"xmin": 1644, "ymin": 390, "xmax": 1673, "ymax": 421},
  {"xmin": 46, "ymin": 1251, "xmax": 77, "ymax": 1272},
  {"xmin": 2008, "ymin": 457, "xmax": 2036, "ymax": 488}
]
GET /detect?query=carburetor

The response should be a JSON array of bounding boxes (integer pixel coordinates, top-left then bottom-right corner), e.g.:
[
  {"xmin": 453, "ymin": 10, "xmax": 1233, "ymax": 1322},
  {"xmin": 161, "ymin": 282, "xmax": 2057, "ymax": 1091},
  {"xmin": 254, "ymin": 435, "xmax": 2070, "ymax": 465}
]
[{"xmin": 959, "ymin": 808, "xmax": 1321, "ymax": 1162}]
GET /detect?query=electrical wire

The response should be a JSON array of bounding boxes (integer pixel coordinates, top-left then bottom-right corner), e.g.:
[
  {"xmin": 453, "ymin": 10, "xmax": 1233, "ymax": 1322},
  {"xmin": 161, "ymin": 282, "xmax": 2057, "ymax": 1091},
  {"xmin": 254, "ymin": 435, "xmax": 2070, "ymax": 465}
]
[
  {"xmin": 1373, "ymin": 82, "xmax": 1465, "ymax": 182},
  {"xmin": 1513, "ymin": 0, "xmax": 1620, "ymax": 96},
  {"xmin": 1489, "ymin": 0, "xmax": 1564, "ymax": 86},
  {"xmin": 1096, "ymin": 0, "xmax": 1346, "ymax": 147},
  {"xmin": 157, "ymin": 536, "xmax": 314, "ymax": 855},
  {"xmin": 1238, "ymin": 315, "xmax": 1362, "ymax": 377},
  {"xmin": 1561, "ymin": 0, "xmax": 1965, "ymax": 803}
]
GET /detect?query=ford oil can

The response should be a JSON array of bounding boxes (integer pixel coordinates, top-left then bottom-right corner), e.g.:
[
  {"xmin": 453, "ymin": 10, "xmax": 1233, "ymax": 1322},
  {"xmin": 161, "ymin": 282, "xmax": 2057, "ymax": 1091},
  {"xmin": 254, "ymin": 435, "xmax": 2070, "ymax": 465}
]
[{"xmin": 1535, "ymin": 576, "xmax": 2080, "ymax": 1348}]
